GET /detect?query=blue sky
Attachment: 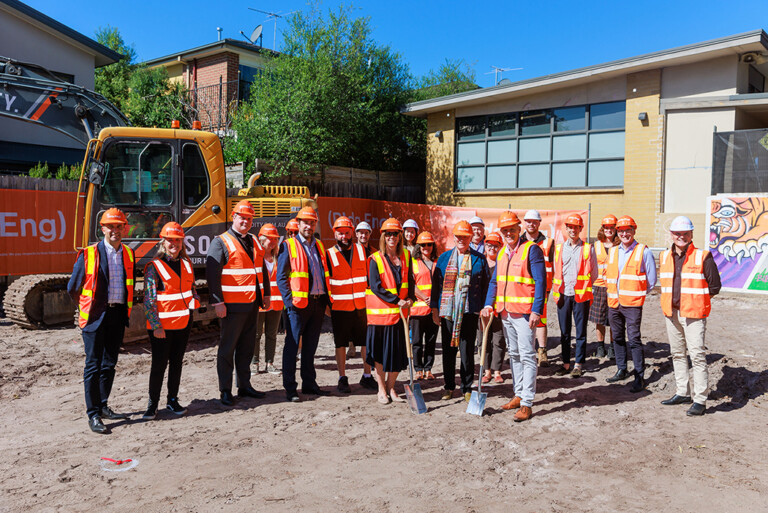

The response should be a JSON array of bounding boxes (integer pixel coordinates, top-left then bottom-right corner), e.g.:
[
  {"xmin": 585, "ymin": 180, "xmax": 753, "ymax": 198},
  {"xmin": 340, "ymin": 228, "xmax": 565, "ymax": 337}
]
[{"xmin": 25, "ymin": 0, "xmax": 762, "ymax": 87}]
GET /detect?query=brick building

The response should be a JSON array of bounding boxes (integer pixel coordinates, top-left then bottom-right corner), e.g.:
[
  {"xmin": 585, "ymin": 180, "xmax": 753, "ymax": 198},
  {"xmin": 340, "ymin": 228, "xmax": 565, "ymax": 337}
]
[
  {"xmin": 402, "ymin": 30, "xmax": 768, "ymax": 248},
  {"xmin": 143, "ymin": 39, "xmax": 278, "ymax": 131}
]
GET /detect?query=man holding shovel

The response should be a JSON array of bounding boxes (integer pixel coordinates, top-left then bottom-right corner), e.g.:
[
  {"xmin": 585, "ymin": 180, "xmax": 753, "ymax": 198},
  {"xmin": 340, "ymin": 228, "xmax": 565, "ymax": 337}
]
[{"xmin": 482, "ymin": 211, "xmax": 547, "ymax": 422}]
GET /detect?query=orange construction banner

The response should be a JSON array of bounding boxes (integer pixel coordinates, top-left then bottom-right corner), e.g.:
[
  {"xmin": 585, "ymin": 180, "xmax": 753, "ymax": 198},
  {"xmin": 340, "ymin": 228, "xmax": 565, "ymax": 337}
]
[
  {"xmin": 0, "ymin": 189, "xmax": 79, "ymax": 276},
  {"xmin": 318, "ymin": 196, "xmax": 588, "ymax": 250}
]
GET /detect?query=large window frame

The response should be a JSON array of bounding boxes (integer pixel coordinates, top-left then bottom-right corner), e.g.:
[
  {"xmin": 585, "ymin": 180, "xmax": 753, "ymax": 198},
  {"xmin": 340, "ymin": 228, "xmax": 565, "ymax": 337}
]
[{"xmin": 455, "ymin": 101, "xmax": 626, "ymax": 192}]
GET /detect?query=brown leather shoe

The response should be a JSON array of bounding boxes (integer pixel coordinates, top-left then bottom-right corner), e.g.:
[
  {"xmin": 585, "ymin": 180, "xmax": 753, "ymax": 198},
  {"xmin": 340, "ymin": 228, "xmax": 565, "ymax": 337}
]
[
  {"xmin": 537, "ymin": 347, "xmax": 549, "ymax": 367},
  {"xmin": 501, "ymin": 396, "xmax": 522, "ymax": 410},
  {"xmin": 513, "ymin": 406, "xmax": 532, "ymax": 422}
]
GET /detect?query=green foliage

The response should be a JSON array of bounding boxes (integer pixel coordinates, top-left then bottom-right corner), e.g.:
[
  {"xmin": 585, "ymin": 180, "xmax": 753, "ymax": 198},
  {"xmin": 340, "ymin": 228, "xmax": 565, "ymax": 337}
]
[
  {"xmin": 28, "ymin": 162, "xmax": 81, "ymax": 180},
  {"xmin": 94, "ymin": 26, "xmax": 137, "ymax": 112},
  {"xmin": 123, "ymin": 67, "xmax": 190, "ymax": 128},
  {"xmin": 412, "ymin": 58, "xmax": 478, "ymax": 102}
]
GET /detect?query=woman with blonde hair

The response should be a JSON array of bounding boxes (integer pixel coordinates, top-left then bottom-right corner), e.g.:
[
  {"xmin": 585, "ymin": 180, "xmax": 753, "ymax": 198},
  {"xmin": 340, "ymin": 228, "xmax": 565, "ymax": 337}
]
[{"xmin": 142, "ymin": 222, "xmax": 200, "ymax": 419}]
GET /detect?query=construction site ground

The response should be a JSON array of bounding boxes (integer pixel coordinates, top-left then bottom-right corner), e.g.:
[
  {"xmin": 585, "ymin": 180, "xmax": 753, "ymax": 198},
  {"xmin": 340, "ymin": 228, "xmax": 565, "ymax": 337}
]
[{"xmin": 1, "ymin": 292, "xmax": 767, "ymax": 512}]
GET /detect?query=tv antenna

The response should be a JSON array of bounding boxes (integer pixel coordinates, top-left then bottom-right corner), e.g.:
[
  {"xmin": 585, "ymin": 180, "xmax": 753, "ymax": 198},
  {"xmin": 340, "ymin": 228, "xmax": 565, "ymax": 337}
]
[
  {"xmin": 240, "ymin": 25, "xmax": 263, "ymax": 47},
  {"xmin": 248, "ymin": 7, "xmax": 296, "ymax": 50},
  {"xmin": 485, "ymin": 66, "xmax": 522, "ymax": 85}
]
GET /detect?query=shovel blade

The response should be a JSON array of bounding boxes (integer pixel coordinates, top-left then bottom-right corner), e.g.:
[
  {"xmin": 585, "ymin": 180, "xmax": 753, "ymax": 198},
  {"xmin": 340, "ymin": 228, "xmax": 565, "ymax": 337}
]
[
  {"xmin": 405, "ymin": 384, "xmax": 428, "ymax": 414},
  {"xmin": 465, "ymin": 391, "xmax": 487, "ymax": 416}
]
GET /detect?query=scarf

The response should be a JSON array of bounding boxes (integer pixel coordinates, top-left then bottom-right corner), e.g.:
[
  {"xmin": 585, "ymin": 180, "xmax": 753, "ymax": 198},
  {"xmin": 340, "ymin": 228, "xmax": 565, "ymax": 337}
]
[{"xmin": 439, "ymin": 249, "xmax": 472, "ymax": 347}]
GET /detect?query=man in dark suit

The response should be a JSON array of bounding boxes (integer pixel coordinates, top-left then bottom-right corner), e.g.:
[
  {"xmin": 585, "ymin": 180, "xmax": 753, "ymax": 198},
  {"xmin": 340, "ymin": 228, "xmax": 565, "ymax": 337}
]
[
  {"xmin": 67, "ymin": 208, "xmax": 135, "ymax": 434},
  {"xmin": 430, "ymin": 220, "xmax": 489, "ymax": 402},
  {"xmin": 277, "ymin": 206, "xmax": 332, "ymax": 402}
]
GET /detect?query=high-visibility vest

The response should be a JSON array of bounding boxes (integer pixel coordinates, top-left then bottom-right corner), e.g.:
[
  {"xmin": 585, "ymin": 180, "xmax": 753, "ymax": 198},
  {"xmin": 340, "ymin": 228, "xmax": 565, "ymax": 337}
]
[
  {"xmin": 593, "ymin": 241, "xmax": 609, "ymax": 287},
  {"xmin": 327, "ymin": 243, "xmax": 367, "ymax": 311},
  {"xmin": 285, "ymin": 237, "xmax": 331, "ymax": 309},
  {"xmin": 77, "ymin": 243, "xmax": 134, "ymax": 328},
  {"xmin": 411, "ymin": 257, "xmax": 434, "ymax": 317},
  {"xmin": 145, "ymin": 257, "xmax": 198, "ymax": 330},
  {"xmin": 366, "ymin": 249, "xmax": 410, "ymax": 325},
  {"xmin": 495, "ymin": 241, "xmax": 536, "ymax": 315},
  {"xmin": 552, "ymin": 242, "xmax": 593, "ymax": 302},
  {"xmin": 659, "ymin": 245, "xmax": 711, "ymax": 319},
  {"xmin": 260, "ymin": 260, "xmax": 283, "ymax": 312},
  {"xmin": 218, "ymin": 231, "xmax": 265, "ymax": 305},
  {"xmin": 606, "ymin": 243, "xmax": 648, "ymax": 308},
  {"xmin": 534, "ymin": 236, "xmax": 554, "ymax": 292}
]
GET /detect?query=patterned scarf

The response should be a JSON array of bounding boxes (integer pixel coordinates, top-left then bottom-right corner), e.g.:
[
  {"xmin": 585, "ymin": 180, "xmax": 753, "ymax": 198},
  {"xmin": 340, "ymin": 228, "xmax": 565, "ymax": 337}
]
[{"xmin": 439, "ymin": 249, "xmax": 472, "ymax": 347}]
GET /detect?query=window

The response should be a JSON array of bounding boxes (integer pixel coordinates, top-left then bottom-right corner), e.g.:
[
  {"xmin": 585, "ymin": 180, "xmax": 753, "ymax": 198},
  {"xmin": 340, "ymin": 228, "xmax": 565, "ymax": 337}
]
[
  {"xmin": 99, "ymin": 142, "xmax": 174, "ymax": 206},
  {"xmin": 182, "ymin": 143, "xmax": 209, "ymax": 207},
  {"xmin": 238, "ymin": 65, "xmax": 263, "ymax": 102},
  {"xmin": 454, "ymin": 101, "xmax": 625, "ymax": 191},
  {"xmin": 95, "ymin": 211, "xmax": 174, "ymax": 240}
]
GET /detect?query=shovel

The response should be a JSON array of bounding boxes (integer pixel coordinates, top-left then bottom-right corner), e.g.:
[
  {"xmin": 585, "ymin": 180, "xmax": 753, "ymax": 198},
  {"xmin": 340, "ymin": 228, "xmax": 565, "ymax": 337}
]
[
  {"xmin": 466, "ymin": 316, "xmax": 492, "ymax": 416},
  {"xmin": 401, "ymin": 310, "xmax": 427, "ymax": 414}
]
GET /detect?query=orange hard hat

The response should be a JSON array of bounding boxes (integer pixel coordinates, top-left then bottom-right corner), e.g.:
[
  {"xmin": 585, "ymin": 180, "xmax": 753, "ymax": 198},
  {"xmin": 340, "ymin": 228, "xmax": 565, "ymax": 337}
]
[
  {"xmin": 416, "ymin": 231, "xmax": 435, "ymax": 244},
  {"xmin": 159, "ymin": 222, "xmax": 185, "ymax": 239},
  {"xmin": 332, "ymin": 216, "xmax": 354, "ymax": 231},
  {"xmin": 296, "ymin": 206, "xmax": 318, "ymax": 222},
  {"xmin": 453, "ymin": 220, "xmax": 473, "ymax": 237},
  {"xmin": 485, "ymin": 232, "xmax": 503, "ymax": 247},
  {"xmin": 232, "ymin": 200, "xmax": 255, "ymax": 218},
  {"xmin": 286, "ymin": 218, "xmax": 299, "ymax": 232},
  {"xmin": 498, "ymin": 211, "xmax": 521, "ymax": 229},
  {"xmin": 380, "ymin": 218, "xmax": 403, "ymax": 232},
  {"xmin": 565, "ymin": 214, "xmax": 584, "ymax": 228},
  {"xmin": 616, "ymin": 216, "xmax": 637, "ymax": 229},
  {"xmin": 259, "ymin": 223, "xmax": 279, "ymax": 238},
  {"xmin": 601, "ymin": 214, "xmax": 618, "ymax": 227},
  {"xmin": 100, "ymin": 208, "xmax": 127, "ymax": 225}
]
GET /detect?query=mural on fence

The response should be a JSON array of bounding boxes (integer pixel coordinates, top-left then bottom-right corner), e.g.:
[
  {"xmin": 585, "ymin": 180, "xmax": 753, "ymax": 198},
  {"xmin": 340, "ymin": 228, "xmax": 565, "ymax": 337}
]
[{"xmin": 708, "ymin": 194, "xmax": 768, "ymax": 292}]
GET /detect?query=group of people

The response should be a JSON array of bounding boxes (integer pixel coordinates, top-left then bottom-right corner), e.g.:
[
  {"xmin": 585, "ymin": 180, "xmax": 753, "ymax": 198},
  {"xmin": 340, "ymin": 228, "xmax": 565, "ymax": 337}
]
[{"xmin": 67, "ymin": 202, "xmax": 721, "ymax": 434}]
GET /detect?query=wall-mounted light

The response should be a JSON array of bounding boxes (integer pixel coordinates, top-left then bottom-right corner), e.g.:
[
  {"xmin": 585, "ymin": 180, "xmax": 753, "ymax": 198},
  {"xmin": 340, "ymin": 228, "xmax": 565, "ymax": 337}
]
[
  {"xmin": 434, "ymin": 130, "xmax": 443, "ymax": 140},
  {"xmin": 638, "ymin": 112, "xmax": 648, "ymax": 122}
]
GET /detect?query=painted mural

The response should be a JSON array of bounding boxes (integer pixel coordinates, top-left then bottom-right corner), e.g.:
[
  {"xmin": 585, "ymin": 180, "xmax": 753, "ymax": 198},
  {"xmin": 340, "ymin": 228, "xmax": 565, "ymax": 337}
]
[{"xmin": 708, "ymin": 194, "xmax": 768, "ymax": 293}]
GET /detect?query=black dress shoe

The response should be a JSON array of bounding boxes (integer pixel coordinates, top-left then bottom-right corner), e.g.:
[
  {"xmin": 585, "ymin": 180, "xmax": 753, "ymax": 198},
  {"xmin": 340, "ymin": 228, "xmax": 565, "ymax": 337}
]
[
  {"xmin": 606, "ymin": 369, "xmax": 630, "ymax": 383},
  {"xmin": 661, "ymin": 394, "xmax": 692, "ymax": 405},
  {"xmin": 238, "ymin": 386, "xmax": 266, "ymax": 399},
  {"xmin": 286, "ymin": 393, "xmax": 301, "ymax": 403},
  {"xmin": 301, "ymin": 386, "xmax": 330, "ymax": 396},
  {"xmin": 686, "ymin": 402, "xmax": 706, "ymax": 416},
  {"xmin": 100, "ymin": 406, "xmax": 128, "ymax": 420},
  {"xmin": 629, "ymin": 375, "xmax": 645, "ymax": 393},
  {"xmin": 89, "ymin": 415, "xmax": 108, "ymax": 434},
  {"xmin": 220, "ymin": 390, "xmax": 235, "ymax": 406}
]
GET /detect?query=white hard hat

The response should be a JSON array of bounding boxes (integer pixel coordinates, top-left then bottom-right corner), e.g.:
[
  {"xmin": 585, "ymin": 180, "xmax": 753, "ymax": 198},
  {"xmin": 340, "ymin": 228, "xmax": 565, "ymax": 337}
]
[
  {"xmin": 355, "ymin": 221, "xmax": 372, "ymax": 232},
  {"xmin": 669, "ymin": 216, "xmax": 694, "ymax": 232},
  {"xmin": 469, "ymin": 216, "xmax": 484, "ymax": 226},
  {"xmin": 523, "ymin": 210, "xmax": 542, "ymax": 221},
  {"xmin": 403, "ymin": 219, "xmax": 419, "ymax": 230}
]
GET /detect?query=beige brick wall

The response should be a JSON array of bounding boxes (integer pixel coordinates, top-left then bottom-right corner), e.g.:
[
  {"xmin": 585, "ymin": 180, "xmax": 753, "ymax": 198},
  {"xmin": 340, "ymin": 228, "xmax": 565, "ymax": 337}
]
[{"xmin": 425, "ymin": 70, "xmax": 667, "ymax": 247}]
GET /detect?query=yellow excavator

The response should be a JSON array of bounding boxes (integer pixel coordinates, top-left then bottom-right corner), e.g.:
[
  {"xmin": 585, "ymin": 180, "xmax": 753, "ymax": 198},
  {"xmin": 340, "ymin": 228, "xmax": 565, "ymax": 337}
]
[{"xmin": 1, "ymin": 57, "xmax": 315, "ymax": 338}]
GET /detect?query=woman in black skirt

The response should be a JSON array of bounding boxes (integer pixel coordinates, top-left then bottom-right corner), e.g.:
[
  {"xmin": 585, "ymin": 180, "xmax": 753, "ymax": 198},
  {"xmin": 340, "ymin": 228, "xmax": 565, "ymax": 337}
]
[
  {"xmin": 366, "ymin": 218, "xmax": 415, "ymax": 404},
  {"xmin": 142, "ymin": 222, "xmax": 200, "ymax": 419}
]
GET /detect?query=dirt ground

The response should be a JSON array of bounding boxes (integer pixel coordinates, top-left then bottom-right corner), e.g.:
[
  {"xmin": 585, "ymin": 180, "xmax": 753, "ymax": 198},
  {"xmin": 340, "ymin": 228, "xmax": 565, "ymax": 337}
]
[{"xmin": 1, "ymin": 292, "xmax": 767, "ymax": 513}]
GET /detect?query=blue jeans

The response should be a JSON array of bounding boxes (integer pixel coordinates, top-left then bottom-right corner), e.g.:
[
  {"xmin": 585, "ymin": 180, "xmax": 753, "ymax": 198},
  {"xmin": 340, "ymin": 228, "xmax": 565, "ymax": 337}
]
[
  {"xmin": 500, "ymin": 312, "xmax": 537, "ymax": 407},
  {"xmin": 556, "ymin": 295, "xmax": 591, "ymax": 365}
]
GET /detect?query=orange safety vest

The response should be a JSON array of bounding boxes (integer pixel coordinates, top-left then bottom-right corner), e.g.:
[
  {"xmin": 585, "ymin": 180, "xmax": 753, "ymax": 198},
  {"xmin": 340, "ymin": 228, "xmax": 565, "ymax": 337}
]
[
  {"xmin": 495, "ymin": 241, "xmax": 536, "ymax": 315},
  {"xmin": 659, "ymin": 245, "xmax": 711, "ymax": 319},
  {"xmin": 552, "ymin": 242, "xmax": 593, "ymax": 302},
  {"xmin": 411, "ymin": 257, "xmax": 434, "ymax": 317},
  {"xmin": 533, "ymin": 236, "xmax": 554, "ymax": 292},
  {"xmin": 259, "ymin": 260, "xmax": 283, "ymax": 312},
  {"xmin": 218, "ymin": 231, "xmax": 265, "ymax": 305},
  {"xmin": 327, "ymin": 243, "xmax": 368, "ymax": 311},
  {"xmin": 593, "ymin": 241, "xmax": 609, "ymax": 287},
  {"xmin": 366, "ymin": 249, "xmax": 410, "ymax": 325},
  {"xmin": 145, "ymin": 257, "xmax": 198, "ymax": 330},
  {"xmin": 77, "ymin": 243, "xmax": 134, "ymax": 328},
  {"xmin": 605, "ymin": 243, "xmax": 648, "ymax": 308},
  {"xmin": 285, "ymin": 237, "xmax": 331, "ymax": 309}
]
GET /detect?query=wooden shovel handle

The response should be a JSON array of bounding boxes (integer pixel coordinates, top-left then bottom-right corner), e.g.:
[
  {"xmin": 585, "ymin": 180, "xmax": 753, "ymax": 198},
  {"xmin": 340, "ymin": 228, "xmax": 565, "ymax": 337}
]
[
  {"xmin": 479, "ymin": 315, "xmax": 492, "ymax": 365},
  {"xmin": 400, "ymin": 309, "xmax": 413, "ymax": 359}
]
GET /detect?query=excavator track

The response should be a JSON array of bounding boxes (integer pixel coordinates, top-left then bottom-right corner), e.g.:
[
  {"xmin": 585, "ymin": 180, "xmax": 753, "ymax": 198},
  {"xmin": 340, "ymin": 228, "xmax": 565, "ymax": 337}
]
[{"xmin": 4, "ymin": 274, "xmax": 73, "ymax": 329}]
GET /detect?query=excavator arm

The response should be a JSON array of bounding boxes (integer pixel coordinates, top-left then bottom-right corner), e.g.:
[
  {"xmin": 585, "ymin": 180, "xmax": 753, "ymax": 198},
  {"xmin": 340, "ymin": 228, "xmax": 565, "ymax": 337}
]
[{"xmin": 0, "ymin": 56, "xmax": 129, "ymax": 146}]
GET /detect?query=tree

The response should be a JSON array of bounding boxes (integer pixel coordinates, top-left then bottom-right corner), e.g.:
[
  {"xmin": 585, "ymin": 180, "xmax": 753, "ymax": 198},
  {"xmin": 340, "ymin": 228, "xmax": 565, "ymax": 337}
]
[
  {"xmin": 226, "ymin": 6, "xmax": 414, "ymax": 178},
  {"xmin": 123, "ymin": 66, "xmax": 191, "ymax": 128},
  {"xmin": 94, "ymin": 26, "xmax": 136, "ymax": 112}
]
